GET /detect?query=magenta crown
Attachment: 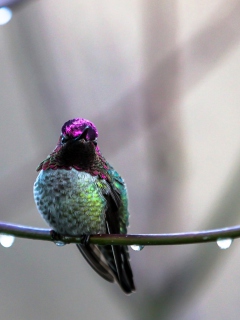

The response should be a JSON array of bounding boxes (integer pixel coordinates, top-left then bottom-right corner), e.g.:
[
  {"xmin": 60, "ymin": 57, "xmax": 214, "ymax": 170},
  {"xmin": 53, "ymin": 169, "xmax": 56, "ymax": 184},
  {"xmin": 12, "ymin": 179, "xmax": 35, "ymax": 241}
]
[{"xmin": 61, "ymin": 118, "xmax": 98, "ymax": 141}]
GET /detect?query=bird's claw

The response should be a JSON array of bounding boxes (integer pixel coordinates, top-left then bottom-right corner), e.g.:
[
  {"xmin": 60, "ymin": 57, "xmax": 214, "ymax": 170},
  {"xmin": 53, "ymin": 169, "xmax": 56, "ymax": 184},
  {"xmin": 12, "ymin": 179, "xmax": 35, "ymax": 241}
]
[{"xmin": 50, "ymin": 230, "xmax": 62, "ymax": 241}]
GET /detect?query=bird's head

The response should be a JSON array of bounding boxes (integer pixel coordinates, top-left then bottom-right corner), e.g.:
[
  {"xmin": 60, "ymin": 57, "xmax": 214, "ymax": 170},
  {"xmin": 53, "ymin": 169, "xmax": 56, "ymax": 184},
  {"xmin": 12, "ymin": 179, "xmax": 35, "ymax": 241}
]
[
  {"xmin": 37, "ymin": 118, "xmax": 109, "ymax": 177},
  {"xmin": 61, "ymin": 118, "xmax": 98, "ymax": 145},
  {"xmin": 51, "ymin": 118, "xmax": 99, "ymax": 169}
]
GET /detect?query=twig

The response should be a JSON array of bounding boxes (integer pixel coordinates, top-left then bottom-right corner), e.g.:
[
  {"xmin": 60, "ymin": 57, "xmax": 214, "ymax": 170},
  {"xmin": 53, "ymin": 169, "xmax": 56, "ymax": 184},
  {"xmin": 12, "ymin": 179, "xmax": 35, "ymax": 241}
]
[{"xmin": 0, "ymin": 221, "xmax": 239, "ymax": 246}]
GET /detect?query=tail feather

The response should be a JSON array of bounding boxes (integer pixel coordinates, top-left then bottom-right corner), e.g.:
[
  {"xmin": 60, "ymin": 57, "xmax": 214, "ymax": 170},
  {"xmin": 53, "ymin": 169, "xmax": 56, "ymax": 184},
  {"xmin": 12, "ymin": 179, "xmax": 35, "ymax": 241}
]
[
  {"xmin": 110, "ymin": 244, "xmax": 135, "ymax": 293},
  {"xmin": 76, "ymin": 243, "xmax": 114, "ymax": 283},
  {"xmin": 76, "ymin": 243, "xmax": 135, "ymax": 294}
]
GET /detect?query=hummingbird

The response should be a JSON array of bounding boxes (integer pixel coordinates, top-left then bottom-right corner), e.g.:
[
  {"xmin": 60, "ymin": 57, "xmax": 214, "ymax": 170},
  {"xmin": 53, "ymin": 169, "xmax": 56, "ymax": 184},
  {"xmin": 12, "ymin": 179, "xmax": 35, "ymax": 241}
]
[{"xmin": 33, "ymin": 118, "xmax": 135, "ymax": 294}]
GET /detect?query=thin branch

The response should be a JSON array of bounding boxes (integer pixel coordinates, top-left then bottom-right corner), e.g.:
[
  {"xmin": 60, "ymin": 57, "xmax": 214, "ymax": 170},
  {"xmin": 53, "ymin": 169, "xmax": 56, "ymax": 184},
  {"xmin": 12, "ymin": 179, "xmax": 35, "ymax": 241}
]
[{"xmin": 0, "ymin": 221, "xmax": 239, "ymax": 246}]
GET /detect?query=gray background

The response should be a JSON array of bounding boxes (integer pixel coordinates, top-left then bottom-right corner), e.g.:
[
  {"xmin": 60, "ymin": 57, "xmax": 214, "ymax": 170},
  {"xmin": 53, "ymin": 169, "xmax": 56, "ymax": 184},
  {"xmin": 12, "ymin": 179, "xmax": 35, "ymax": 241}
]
[{"xmin": 1, "ymin": 1, "xmax": 240, "ymax": 319}]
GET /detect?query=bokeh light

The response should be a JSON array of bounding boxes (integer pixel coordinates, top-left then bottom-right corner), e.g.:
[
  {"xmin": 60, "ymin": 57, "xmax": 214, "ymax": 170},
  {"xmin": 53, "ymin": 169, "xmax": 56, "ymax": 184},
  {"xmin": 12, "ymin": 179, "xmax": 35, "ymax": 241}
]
[{"xmin": 0, "ymin": 7, "xmax": 12, "ymax": 25}]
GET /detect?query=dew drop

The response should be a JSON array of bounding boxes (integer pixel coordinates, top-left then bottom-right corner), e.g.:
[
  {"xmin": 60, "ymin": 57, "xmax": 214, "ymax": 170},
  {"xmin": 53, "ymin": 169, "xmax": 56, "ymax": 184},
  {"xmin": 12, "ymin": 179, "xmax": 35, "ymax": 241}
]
[
  {"xmin": 0, "ymin": 234, "xmax": 15, "ymax": 248},
  {"xmin": 54, "ymin": 240, "xmax": 66, "ymax": 247},
  {"xmin": 131, "ymin": 244, "xmax": 145, "ymax": 251},
  {"xmin": 216, "ymin": 238, "xmax": 233, "ymax": 249}
]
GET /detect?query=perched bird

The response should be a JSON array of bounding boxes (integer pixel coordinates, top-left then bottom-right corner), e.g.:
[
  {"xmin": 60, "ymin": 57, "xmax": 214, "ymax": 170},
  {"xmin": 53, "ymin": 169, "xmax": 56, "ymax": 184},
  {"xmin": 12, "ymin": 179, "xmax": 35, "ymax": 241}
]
[{"xmin": 33, "ymin": 118, "xmax": 135, "ymax": 294}]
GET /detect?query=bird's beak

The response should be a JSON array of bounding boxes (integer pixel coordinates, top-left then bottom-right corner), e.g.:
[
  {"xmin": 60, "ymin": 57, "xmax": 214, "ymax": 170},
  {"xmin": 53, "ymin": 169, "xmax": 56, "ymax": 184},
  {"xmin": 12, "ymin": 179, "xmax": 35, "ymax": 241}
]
[{"xmin": 74, "ymin": 126, "xmax": 89, "ymax": 141}]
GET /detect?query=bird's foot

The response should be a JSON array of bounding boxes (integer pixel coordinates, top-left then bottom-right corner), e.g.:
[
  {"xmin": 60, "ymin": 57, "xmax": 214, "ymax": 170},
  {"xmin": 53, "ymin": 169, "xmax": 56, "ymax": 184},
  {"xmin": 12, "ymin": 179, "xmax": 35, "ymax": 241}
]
[
  {"xmin": 50, "ymin": 230, "xmax": 66, "ymax": 246},
  {"xmin": 50, "ymin": 230, "xmax": 63, "ymax": 242}
]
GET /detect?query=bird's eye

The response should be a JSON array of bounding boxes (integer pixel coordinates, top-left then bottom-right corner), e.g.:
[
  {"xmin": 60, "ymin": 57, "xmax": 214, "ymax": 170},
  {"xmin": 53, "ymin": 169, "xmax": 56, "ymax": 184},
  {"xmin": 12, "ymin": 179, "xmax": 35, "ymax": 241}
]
[{"xmin": 61, "ymin": 135, "xmax": 69, "ymax": 144}]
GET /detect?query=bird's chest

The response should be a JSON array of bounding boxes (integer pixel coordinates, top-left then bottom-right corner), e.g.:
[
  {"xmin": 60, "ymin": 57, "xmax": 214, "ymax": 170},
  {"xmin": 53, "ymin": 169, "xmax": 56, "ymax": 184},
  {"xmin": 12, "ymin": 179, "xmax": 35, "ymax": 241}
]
[{"xmin": 33, "ymin": 169, "xmax": 107, "ymax": 235}]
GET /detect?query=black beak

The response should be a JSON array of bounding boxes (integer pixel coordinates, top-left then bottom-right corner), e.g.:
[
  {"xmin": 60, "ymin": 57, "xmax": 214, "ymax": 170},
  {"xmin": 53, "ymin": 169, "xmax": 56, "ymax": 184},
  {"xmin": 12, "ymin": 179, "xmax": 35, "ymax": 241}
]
[{"xmin": 74, "ymin": 126, "xmax": 89, "ymax": 141}]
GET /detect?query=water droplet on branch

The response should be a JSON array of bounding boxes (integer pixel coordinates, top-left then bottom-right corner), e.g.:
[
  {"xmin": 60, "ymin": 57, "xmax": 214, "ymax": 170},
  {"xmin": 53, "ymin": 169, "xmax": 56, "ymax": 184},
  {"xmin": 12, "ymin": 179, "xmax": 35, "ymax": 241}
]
[
  {"xmin": 0, "ymin": 234, "xmax": 15, "ymax": 248},
  {"xmin": 131, "ymin": 244, "xmax": 145, "ymax": 251},
  {"xmin": 54, "ymin": 240, "xmax": 66, "ymax": 247},
  {"xmin": 216, "ymin": 238, "xmax": 233, "ymax": 249}
]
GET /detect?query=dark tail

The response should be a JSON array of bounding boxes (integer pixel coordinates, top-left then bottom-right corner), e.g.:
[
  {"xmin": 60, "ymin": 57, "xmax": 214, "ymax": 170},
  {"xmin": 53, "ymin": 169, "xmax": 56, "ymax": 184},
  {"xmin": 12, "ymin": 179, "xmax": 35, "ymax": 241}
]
[{"xmin": 76, "ymin": 243, "xmax": 135, "ymax": 294}]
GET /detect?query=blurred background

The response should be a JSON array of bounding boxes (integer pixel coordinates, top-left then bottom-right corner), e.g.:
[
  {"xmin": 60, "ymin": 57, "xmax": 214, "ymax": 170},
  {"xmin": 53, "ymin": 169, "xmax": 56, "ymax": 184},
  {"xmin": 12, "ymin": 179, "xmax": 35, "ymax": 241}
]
[{"xmin": 0, "ymin": 0, "xmax": 240, "ymax": 319}]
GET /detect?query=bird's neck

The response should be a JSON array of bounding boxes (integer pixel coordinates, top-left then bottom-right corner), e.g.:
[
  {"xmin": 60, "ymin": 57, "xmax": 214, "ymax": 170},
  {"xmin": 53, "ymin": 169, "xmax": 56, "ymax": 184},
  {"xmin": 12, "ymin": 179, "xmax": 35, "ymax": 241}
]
[{"xmin": 36, "ymin": 145, "xmax": 110, "ymax": 181}]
